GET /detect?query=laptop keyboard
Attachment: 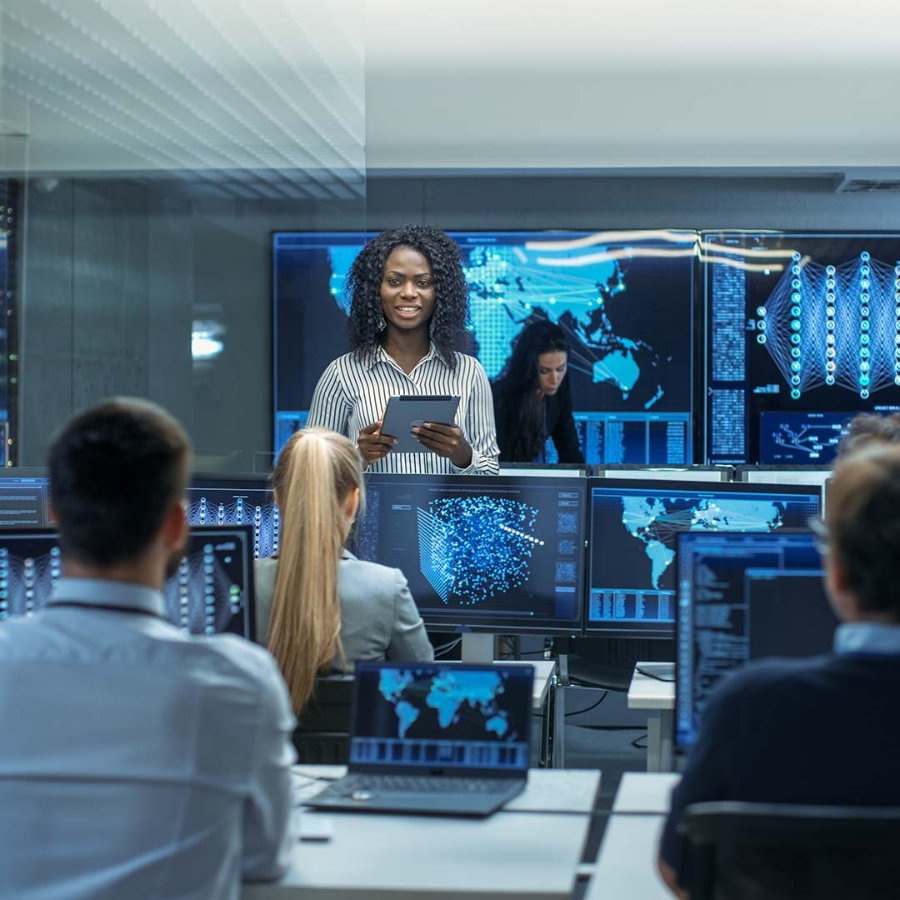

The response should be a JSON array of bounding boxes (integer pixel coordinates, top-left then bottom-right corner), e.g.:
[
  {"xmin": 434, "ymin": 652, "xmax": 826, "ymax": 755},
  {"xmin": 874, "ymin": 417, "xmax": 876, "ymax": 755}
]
[{"xmin": 340, "ymin": 774, "xmax": 516, "ymax": 794}]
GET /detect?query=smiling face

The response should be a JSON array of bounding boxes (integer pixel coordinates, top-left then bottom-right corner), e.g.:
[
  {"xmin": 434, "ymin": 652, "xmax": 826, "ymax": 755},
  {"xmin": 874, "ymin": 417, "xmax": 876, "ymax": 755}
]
[
  {"xmin": 380, "ymin": 245, "xmax": 436, "ymax": 335},
  {"xmin": 537, "ymin": 350, "xmax": 568, "ymax": 397}
]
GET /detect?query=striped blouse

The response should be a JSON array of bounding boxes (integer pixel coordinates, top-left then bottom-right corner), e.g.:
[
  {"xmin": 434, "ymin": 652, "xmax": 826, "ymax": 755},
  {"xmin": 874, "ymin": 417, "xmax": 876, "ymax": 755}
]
[{"xmin": 307, "ymin": 344, "xmax": 500, "ymax": 475}]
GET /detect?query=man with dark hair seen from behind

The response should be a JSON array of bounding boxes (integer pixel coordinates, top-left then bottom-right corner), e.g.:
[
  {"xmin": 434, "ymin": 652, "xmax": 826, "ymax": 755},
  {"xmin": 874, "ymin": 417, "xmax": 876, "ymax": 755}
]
[
  {"xmin": 658, "ymin": 442, "xmax": 900, "ymax": 898},
  {"xmin": 0, "ymin": 398, "xmax": 295, "ymax": 899}
]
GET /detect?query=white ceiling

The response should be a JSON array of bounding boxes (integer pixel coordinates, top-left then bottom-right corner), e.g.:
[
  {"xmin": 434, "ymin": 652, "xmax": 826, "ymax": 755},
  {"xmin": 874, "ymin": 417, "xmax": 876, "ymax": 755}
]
[
  {"xmin": 2, "ymin": 0, "xmax": 900, "ymax": 182},
  {"xmin": 364, "ymin": 0, "xmax": 900, "ymax": 172}
]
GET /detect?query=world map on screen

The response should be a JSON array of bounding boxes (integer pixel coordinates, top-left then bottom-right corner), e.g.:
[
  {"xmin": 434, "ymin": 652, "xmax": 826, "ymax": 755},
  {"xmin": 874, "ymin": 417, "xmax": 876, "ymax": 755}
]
[
  {"xmin": 328, "ymin": 239, "xmax": 668, "ymax": 407},
  {"xmin": 622, "ymin": 497, "xmax": 785, "ymax": 589},
  {"xmin": 379, "ymin": 668, "xmax": 514, "ymax": 741}
]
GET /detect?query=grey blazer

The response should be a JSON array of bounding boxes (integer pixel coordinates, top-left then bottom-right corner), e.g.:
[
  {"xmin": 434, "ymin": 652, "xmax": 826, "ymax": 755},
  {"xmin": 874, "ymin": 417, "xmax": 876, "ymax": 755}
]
[{"xmin": 254, "ymin": 550, "xmax": 434, "ymax": 667}]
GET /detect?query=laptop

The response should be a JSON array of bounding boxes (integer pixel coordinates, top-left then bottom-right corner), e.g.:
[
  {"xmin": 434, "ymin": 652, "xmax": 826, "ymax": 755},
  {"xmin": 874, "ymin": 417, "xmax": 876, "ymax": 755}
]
[{"xmin": 306, "ymin": 661, "xmax": 534, "ymax": 817}]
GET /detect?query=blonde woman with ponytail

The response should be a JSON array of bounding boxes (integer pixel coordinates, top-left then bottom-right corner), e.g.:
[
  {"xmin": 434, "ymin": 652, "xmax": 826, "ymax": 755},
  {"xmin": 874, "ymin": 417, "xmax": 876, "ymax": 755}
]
[{"xmin": 256, "ymin": 428, "xmax": 433, "ymax": 712}]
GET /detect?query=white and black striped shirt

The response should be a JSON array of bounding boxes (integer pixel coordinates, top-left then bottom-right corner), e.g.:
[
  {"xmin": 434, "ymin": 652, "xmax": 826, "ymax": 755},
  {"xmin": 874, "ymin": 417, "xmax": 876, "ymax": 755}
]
[{"xmin": 307, "ymin": 344, "xmax": 500, "ymax": 475}]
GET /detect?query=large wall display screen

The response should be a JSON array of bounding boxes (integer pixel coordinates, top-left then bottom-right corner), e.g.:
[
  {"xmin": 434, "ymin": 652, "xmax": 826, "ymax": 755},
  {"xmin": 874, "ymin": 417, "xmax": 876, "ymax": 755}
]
[
  {"xmin": 704, "ymin": 232, "xmax": 900, "ymax": 465},
  {"xmin": 274, "ymin": 230, "xmax": 697, "ymax": 465}
]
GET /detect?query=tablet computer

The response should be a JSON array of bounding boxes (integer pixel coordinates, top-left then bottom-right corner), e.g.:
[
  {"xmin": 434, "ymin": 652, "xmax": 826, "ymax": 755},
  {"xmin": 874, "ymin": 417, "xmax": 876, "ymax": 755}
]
[{"xmin": 380, "ymin": 395, "xmax": 461, "ymax": 454}]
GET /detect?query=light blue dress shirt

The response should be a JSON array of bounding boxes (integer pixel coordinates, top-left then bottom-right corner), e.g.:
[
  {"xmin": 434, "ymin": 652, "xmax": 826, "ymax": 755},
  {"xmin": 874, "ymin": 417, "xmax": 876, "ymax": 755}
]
[
  {"xmin": 834, "ymin": 621, "xmax": 900, "ymax": 656},
  {"xmin": 0, "ymin": 578, "xmax": 297, "ymax": 900}
]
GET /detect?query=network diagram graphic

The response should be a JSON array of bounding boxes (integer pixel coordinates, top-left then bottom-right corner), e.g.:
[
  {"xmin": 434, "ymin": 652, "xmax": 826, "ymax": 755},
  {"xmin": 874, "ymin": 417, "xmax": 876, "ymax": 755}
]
[
  {"xmin": 187, "ymin": 496, "xmax": 280, "ymax": 558},
  {"xmin": 763, "ymin": 417, "xmax": 844, "ymax": 461},
  {"xmin": 0, "ymin": 545, "xmax": 61, "ymax": 618},
  {"xmin": 755, "ymin": 251, "xmax": 900, "ymax": 400},
  {"xmin": 416, "ymin": 495, "xmax": 542, "ymax": 605},
  {"xmin": 164, "ymin": 543, "xmax": 243, "ymax": 635}
]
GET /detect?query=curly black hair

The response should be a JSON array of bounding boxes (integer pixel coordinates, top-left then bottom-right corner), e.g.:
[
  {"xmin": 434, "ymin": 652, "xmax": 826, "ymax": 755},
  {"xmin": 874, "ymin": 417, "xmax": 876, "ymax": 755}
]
[
  {"xmin": 492, "ymin": 318, "xmax": 572, "ymax": 463},
  {"xmin": 345, "ymin": 225, "xmax": 469, "ymax": 369}
]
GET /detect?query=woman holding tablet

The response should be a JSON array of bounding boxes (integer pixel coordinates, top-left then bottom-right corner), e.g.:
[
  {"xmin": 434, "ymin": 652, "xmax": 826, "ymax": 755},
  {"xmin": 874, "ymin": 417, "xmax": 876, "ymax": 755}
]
[
  {"xmin": 257, "ymin": 428, "xmax": 433, "ymax": 712},
  {"xmin": 491, "ymin": 319, "xmax": 585, "ymax": 465},
  {"xmin": 307, "ymin": 225, "xmax": 499, "ymax": 474}
]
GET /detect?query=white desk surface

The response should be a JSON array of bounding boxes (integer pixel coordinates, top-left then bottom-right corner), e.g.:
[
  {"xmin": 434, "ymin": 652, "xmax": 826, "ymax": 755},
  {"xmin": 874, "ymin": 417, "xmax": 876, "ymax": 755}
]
[
  {"xmin": 246, "ymin": 769, "xmax": 599, "ymax": 900},
  {"xmin": 584, "ymin": 815, "xmax": 670, "ymax": 900},
  {"xmin": 627, "ymin": 662, "xmax": 675, "ymax": 710},
  {"xmin": 612, "ymin": 772, "xmax": 681, "ymax": 814},
  {"xmin": 291, "ymin": 767, "xmax": 600, "ymax": 814}
]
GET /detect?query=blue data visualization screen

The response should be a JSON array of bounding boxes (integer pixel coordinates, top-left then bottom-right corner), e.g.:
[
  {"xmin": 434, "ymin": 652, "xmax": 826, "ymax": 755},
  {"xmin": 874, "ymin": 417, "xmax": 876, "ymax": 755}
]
[
  {"xmin": 273, "ymin": 230, "xmax": 697, "ymax": 465},
  {"xmin": 0, "ymin": 526, "xmax": 256, "ymax": 640},
  {"xmin": 354, "ymin": 473, "xmax": 587, "ymax": 635},
  {"xmin": 586, "ymin": 478, "xmax": 822, "ymax": 637},
  {"xmin": 703, "ymin": 232, "xmax": 900, "ymax": 465},
  {"xmin": 351, "ymin": 662, "xmax": 532, "ymax": 772},
  {"xmin": 675, "ymin": 531, "xmax": 837, "ymax": 748}
]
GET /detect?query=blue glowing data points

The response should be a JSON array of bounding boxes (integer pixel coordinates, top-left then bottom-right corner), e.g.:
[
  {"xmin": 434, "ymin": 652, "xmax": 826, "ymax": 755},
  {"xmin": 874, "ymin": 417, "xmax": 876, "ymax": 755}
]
[
  {"xmin": 791, "ymin": 347, "xmax": 801, "ymax": 358},
  {"xmin": 790, "ymin": 320, "xmax": 801, "ymax": 331},
  {"xmin": 792, "ymin": 265, "xmax": 801, "ymax": 276},
  {"xmin": 791, "ymin": 306, "xmax": 801, "ymax": 317},
  {"xmin": 861, "ymin": 389, "xmax": 870, "ymax": 398},
  {"xmin": 861, "ymin": 252, "xmax": 870, "ymax": 262},
  {"xmin": 757, "ymin": 306, "xmax": 767, "ymax": 317},
  {"xmin": 417, "ymin": 495, "xmax": 541, "ymax": 605},
  {"xmin": 793, "ymin": 253, "xmax": 803, "ymax": 262},
  {"xmin": 791, "ymin": 389, "xmax": 801, "ymax": 399},
  {"xmin": 757, "ymin": 320, "xmax": 767, "ymax": 331},
  {"xmin": 757, "ymin": 334, "xmax": 767, "ymax": 344}
]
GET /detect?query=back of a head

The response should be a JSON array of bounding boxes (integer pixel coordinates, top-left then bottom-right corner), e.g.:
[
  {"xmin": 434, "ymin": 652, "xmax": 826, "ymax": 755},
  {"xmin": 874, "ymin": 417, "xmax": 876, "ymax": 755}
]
[
  {"xmin": 269, "ymin": 428, "xmax": 364, "ymax": 712},
  {"xmin": 836, "ymin": 412, "xmax": 900, "ymax": 458},
  {"xmin": 826, "ymin": 443, "xmax": 900, "ymax": 619},
  {"xmin": 497, "ymin": 319, "xmax": 570, "ymax": 393},
  {"xmin": 48, "ymin": 398, "xmax": 191, "ymax": 567}
]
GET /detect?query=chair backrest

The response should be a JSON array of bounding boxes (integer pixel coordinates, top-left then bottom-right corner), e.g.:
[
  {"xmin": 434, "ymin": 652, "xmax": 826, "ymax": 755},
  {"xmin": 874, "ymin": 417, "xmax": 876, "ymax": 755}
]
[
  {"xmin": 682, "ymin": 801, "xmax": 900, "ymax": 900},
  {"xmin": 292, "ymin": 673, "xmax": 355, "ymax": 765}
]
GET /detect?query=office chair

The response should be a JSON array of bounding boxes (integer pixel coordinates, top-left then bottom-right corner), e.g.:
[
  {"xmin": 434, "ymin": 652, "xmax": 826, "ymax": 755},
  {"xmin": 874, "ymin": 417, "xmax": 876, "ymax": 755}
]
[
  {"xmin": 291, "ymin": 673, "xmax": 354, "ymax": 765},
  {"xmin": 681, "ymin": 801, "xmax": 900, "ymax": 900}
]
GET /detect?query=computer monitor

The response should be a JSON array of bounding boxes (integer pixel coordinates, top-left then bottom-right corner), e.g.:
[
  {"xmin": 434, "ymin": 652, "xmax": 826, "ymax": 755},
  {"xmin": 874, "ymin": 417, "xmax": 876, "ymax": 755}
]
[
  {"xmin": 273, "ymin": 230, "xmax": 697, "ymax": 465},
  {"xmin": 675, "ymin": 530, "xmax": 838, "ymax": 749},
  {"xmin": 702, "ymin": 231, "xmax": 900, "ymax": 465},
  {"xmin": 0, "ymin": 525, "xmax": 256, "ymax": 640},
  {"xmin": 185, "ymin": 474, "xmax": 278, "ymax": 559},
  {"xmin": 354, "ymin": 473, "xmax": 587, "ymax": 641},
  {"xmin": 592, "ymin": 465, "xmax": 732, "ymax": 483},
  {"xmin": 0, "ymin": 468, "xmax": 52, "ymax": 527},
  {"xmin": 585, "ymin": 478, "xmax": 822, "ymax": 637}
]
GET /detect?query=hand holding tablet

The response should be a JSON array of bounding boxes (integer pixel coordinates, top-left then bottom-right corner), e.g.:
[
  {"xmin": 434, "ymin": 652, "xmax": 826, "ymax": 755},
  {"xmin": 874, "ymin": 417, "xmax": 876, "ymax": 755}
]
[{"xmin": 379, "ymin": 395, "xmax": 461, "ymax": 455}]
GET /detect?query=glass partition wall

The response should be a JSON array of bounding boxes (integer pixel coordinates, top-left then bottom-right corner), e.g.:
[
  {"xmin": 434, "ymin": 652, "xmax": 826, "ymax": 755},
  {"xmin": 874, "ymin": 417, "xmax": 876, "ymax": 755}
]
[{"xmin": 0, "ymin": 0, "xmax": 366, "ymax": 470}]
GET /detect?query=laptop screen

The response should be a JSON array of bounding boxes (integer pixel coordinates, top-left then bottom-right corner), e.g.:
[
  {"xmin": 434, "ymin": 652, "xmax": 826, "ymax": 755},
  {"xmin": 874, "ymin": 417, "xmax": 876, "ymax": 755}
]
[
  {"xmin": 349, "ymin": 662, "xmax": 534, "ymax": 775},
  {"xmin": 675, "ymin": 530, "xmax": 837, "ymax": 749}
]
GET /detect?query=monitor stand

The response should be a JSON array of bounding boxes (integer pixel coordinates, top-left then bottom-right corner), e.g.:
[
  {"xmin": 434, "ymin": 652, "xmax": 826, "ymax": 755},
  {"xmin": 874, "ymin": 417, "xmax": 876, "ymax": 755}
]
[{"xmin": 461, "ymin": 633, "xmax": 495, "ymax": 664}]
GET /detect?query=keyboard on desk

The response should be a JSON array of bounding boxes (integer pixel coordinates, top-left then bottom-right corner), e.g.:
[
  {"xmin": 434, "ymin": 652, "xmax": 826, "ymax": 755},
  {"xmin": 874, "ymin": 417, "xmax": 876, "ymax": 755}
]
[
  {"xmin": 339, "ymin": 774, "xmax": 518, "ymax": 794},
  {"xmin": 306, "ymin": 771, "xmax": 528, "ymax": 817}
]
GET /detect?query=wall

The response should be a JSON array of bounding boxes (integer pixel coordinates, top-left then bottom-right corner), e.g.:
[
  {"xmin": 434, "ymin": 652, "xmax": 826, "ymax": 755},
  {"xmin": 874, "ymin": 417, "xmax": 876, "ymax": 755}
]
[{"xmin": 17, "ymin": 172, "xmax": 900, "ymax": 465}]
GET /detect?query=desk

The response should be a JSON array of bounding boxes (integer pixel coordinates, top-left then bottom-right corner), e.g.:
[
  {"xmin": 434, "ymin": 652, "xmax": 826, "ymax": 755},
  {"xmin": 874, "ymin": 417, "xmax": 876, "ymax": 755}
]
[
  {"xmin": 612, "ymin": 772, "xmax": 681, "ymax": 814},
  {"xmin": 584, "ymin": 772, "xmax": 682, "ymax": 900},
  {"xmin": 627, "ymin": 662, "xmax": 675, "ymax": 772},
  {"xmin": 245, "ymin": 769, "xmax": 601, "ymax": 899},
  {"xmin": 584, "ymin": 815, "xmax": 670, "ymax": 900}
]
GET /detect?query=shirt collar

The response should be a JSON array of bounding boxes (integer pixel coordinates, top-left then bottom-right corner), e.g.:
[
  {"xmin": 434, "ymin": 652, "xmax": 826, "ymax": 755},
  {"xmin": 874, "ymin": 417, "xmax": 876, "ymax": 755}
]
[
  {"xmin": 364, "ymin": 342, "xmax": 445, "ymax": 372},
  {"xmin": 833, "ymin": 622, "xmax": 900, "ymax": 657},
  {"xmin": 47, "ymin": 578, "xmax": 166, "ymax": 618}
]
